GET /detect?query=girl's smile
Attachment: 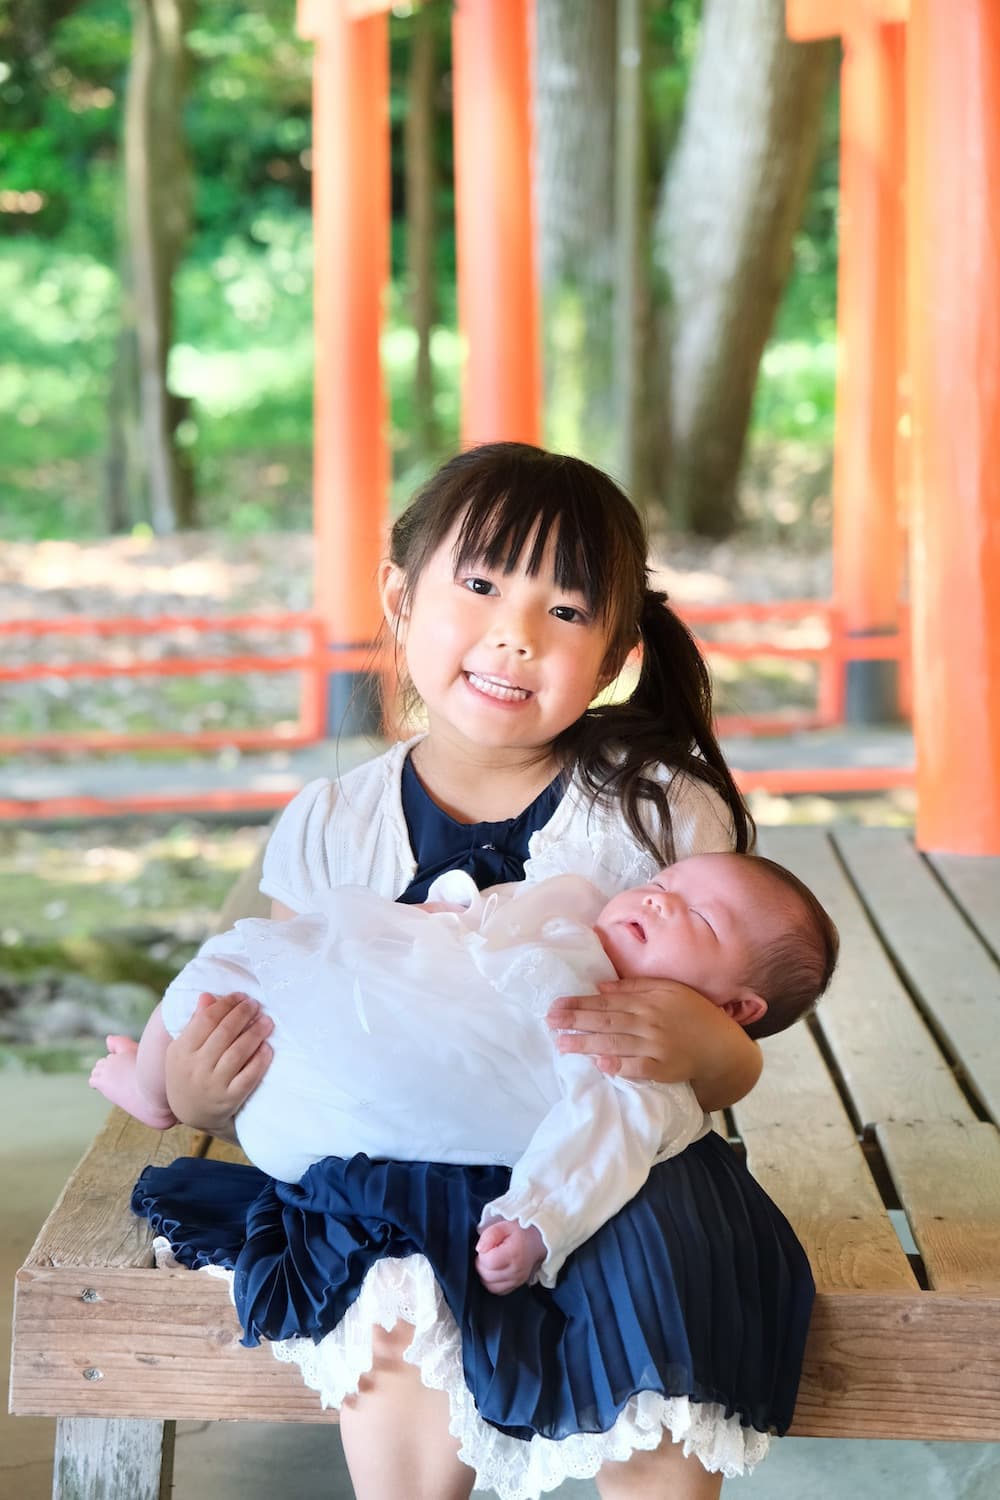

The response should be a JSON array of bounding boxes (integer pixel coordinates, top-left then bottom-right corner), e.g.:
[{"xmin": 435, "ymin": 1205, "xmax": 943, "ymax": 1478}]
[{"xmin": 464, "ymin": 670, "xmax": 533, "ymax": 704}]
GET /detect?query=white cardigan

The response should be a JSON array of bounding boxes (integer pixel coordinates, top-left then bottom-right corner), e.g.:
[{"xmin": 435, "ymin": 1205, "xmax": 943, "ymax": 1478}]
[{"xmin": 260, "ymin": 735, "xmax": 736, "ymax": 911}]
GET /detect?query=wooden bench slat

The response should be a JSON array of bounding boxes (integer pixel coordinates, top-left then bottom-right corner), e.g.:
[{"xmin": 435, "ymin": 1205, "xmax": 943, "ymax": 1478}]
[
  {"xmin": 834, "ymin": 828, "xmax": 1000, "ymax": 1123},
  {"xmin": 733, "ymin": 1023, "xmax": 916, "ymax": 1291},
  {"xmin": 15, "ymin": 1267, "xmax": 1000, "ymax": 1442},
  {"xmin": 789, "ymin": 1291, "xmax": 1000, "ymax": 1440},
  {"xmin": 25, "ymin": 1110, "xmax": 203, "ymax": 1272},
  {"xmin": 877, "ymin": 1121, "xmax": 1000, "ymax": 1291},
  {"xmin": 11, "ymin": 1266, "xmax": 339, "ymax": 1424},
  {"xmin": 760, "ymin": 828, "xmax": 974, "ymax": 1128},
  {"xmin": 927, "ymin": 852, "xmax": 1000, "ymax": 962}
]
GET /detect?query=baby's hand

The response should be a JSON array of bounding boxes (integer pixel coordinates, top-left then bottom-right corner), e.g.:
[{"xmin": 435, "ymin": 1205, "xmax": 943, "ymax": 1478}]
[{"xmin": 475, "ymin": 1220, "xmax": 545, "ymax": 1295}]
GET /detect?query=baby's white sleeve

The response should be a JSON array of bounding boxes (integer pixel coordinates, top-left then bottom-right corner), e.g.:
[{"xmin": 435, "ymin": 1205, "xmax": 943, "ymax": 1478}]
[
  {"xmin": 480, "ymin": 1061, "xmax": 705, "ymax": 1287},
  {"xmin": 259, "ymin": 777, "xmax": 336, "ymax": 913},
  {"xmin": 160, "ymin": 927, "xmax": 263, "ymax": 1040}
]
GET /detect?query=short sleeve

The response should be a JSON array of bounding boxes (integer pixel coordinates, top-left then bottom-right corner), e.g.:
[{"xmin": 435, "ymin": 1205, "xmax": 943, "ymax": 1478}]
[
  {"xmin": 259, "ymin": 777, "xmax": 337, "ymax": 914},
  {"xmin": 663, "ymin": 772, "xmax": 735, "ymax": 859}
]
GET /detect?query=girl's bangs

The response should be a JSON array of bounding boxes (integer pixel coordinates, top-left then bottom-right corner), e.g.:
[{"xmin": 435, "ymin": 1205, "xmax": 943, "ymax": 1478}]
[{"xmin": 451, "ymin": 482, "xmax": 612, "ymax": 615}]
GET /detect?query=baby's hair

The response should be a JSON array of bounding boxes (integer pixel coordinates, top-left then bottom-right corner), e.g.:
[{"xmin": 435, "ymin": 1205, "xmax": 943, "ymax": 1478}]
[
  {"xmin": 739, "ymin": 855, "xmax": 839, "ymax": 1041},
  {"xmin": 384, "ymin": 441, "xmax": 753, "ymax": 862}
]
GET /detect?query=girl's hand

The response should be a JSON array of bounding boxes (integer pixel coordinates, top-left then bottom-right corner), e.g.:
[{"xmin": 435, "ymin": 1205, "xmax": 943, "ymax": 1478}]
[
  {"xmin": 476, "ymin": 1220, "xmax": 545, "ymax": 1295},
  {"xmin": 547, "ymin": 977, "xmax": 762, "ymax": 1111},
  {"xmin": 163, "ymin": 992, "xmax": 274, "ymax": 1137}
]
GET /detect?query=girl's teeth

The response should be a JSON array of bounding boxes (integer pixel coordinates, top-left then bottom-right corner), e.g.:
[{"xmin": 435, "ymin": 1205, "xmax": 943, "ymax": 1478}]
[{"xmin": 467, "ymin": 672, "xmax": 530, "ymax": 702}]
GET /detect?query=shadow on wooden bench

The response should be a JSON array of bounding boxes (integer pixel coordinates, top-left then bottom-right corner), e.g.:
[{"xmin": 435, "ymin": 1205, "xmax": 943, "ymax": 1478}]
[{"xmin": 10, "ymin": 828, "xmax": 1000, "ymax": 1497}]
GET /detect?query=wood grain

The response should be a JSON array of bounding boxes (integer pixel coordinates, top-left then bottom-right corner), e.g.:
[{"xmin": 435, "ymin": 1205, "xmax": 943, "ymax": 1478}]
[
  {"xmin": 15, "ymin": 1267, "xmax": 1000, "ymax": 1441},
  {"xmin": 835, "ymin": 828, "xmax": 1000, "ymax": 1122},
  {"xmin": 760, "ymin": 828, "xmax": 973, "ymax": 1127},
  {"xmin": 11, "ymin": 1266, "xmax": 339, "ymax": 1424},
  {"xmin": 734, "ymin": 1022, "xmax": 915, "ymax": 1290},
  {"xmin": 52, "ymin": 1417, "xmax": 175, "ymax": 1500},
  {"xmin": 928, "ymin": 852, "xmax": 1000, "ymax": 962},
  {"xmin": 25, "ymin": 1110, "xmax": 202, "ymax": 1271},
  {"xmin": 877, "ymin": 1120, "xmax": 1000, "ymax": 1291},
  {"xmin": 789, "ymin": 1291, "xmax": 1000, "ymax": 1439}
]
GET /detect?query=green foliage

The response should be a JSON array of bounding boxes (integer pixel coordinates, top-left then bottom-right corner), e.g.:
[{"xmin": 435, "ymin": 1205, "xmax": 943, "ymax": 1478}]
[{"xmin": 0, "ymin": 0, "xmax": 837, "ymax": 541}]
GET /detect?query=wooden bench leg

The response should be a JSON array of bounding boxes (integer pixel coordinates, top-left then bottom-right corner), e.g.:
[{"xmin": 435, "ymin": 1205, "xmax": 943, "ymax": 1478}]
[{"xmin": 53, "ymin": 1417, "xmax": 176, "ymax": 1500}]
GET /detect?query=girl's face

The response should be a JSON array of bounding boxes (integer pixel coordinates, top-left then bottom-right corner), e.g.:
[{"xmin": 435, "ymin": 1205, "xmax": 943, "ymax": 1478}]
[{"xmin": 381, "ymin": 520, "xmax": 615, "ymax": 760}]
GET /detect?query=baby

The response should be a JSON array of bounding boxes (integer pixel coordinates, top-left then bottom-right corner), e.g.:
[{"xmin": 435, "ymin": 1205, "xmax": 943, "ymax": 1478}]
[{"xmin": 92, "ymin": 851, "xmax": 837, "ymax": 1292}]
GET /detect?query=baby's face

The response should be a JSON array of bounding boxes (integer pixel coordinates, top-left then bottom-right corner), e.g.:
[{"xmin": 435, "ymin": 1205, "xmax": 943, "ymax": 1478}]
[{"xmin": 593, "ymin": 853, "xmax": 788, "ymax": 1009}]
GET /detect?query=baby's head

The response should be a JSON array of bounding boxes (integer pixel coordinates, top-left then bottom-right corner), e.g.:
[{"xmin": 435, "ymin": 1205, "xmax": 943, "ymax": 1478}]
[{"xmin": 594, "ymin": 852, "xmax": 838, "ymax": 1040}]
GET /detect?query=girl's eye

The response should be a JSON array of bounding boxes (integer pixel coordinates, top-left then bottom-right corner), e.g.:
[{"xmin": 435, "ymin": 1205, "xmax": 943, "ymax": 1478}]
[
  {"xmin": 461, "ymin": 576, "xmax": 497, "ymax": 596},
  {"xmin": 691, "ymin": 909, "xmax": 716, "ymax": 935},
  {"xmin": 550, "ymin": 604, "xmax": 588, "ymax": 624}
]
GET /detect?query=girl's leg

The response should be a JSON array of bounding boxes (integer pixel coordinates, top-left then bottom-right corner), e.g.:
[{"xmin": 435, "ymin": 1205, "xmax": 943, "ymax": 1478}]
[
  {"xmin": 338, "ymin": 1323, "xmax": 474, "ymax": 1500},
  {"xmin": 596, "ymin": 1438, "xmax": 724, "ymax": 1500}
]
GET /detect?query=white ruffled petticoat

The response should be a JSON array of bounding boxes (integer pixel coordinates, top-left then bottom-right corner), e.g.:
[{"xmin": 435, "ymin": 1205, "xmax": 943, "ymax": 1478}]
[{"xmin": 155, "ymin": 1239, "xmax": 769, "ymax": 1498}]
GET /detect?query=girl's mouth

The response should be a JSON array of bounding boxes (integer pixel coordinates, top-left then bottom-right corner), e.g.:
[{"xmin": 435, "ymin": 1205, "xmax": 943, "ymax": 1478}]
[
  {"xmin": 465, "ymin": 671, "xmax": 532, "ymax": 703},
  {"xmin": 626, "ymin": 920, "xmax": 646, "ymax": 943}
]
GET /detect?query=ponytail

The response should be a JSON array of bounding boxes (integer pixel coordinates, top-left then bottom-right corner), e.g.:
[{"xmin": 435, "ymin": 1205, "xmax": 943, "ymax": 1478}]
[{"xmin": 560, "ymin": 588, "xmax": 754, "ymax": 863}]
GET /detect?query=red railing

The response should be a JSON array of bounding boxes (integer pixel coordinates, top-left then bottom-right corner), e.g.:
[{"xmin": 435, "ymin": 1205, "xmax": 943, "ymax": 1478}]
[{"xmin": 0, "ymin": 604, "xmax": 913, "ymax": 819}]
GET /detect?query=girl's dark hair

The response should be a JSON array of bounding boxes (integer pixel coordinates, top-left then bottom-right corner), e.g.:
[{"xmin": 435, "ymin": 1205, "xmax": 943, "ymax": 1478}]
[{"xmin": 384, "ymin": 441, "xmax": 753, "ymax": 862}]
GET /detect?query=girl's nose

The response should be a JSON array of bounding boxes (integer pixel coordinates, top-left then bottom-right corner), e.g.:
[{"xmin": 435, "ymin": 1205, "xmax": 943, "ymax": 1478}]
[{"xmin": 488, "ymin": 615, "xmax": 534, "ymax": 656}]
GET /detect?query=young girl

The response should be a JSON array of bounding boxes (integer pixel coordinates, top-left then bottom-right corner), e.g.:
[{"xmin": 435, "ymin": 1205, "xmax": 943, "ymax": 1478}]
[{"xmin": 142, "ymin": 443, "xmax": 811, "ymax": 1500}]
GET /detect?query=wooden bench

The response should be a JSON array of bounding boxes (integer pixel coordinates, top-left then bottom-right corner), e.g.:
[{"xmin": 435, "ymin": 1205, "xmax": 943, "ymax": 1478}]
[{"xmin": 10, "ymin": 827, "xmax": 1000, "ymax": 1498}]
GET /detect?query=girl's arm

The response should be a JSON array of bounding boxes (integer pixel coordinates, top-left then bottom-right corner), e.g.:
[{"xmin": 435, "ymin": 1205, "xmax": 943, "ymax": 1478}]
[{"xmin": 547, "ymin": 977, "xmax": 762, "ymax": 1112}]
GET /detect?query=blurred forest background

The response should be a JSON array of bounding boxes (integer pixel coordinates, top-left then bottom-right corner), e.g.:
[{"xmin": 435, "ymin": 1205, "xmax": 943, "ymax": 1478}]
[
  {"xmin": 2, "ymin": 2, "xmax": 895, "ymax": 1075},
  {"xmin": 0, "ymin": 0, "xmax": 839, "ymax": 546}
]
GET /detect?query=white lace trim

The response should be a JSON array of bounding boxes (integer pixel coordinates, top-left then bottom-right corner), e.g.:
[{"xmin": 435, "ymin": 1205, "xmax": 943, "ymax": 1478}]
[{"xmin": 152, "ymin": 1239, "xmax": 769, "ymax": 1495}]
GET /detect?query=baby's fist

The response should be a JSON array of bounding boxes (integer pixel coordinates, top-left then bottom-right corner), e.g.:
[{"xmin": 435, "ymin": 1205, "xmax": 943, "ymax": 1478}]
[{"xmin": 475, "ymin": 1219, "xmax": 545, "ymax": 1295}]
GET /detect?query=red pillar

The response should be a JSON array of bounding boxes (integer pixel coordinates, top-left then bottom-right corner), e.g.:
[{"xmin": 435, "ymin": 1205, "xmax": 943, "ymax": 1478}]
[
  {"xmin": 451, "ymin": 0, "xmax": 541, "ymax": 446},
  {"xmin": 299, "ymin": 0, "xmax": 389, "ymax": 733},
  {"xmin": 788, "ymin": 1, "xmax": 908, "ymax": 726},
  {"xmin": 832, "ymin": 20, "xmax": 907, "ymax": 723},
  {"xmin": 906, "ymin": 0, "xmax": 1000, "ymax": 853}
]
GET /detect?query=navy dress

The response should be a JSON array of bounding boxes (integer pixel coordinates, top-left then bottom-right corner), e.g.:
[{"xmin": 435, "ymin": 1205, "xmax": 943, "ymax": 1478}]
[{"xmin": 133, "ymin": 764, "xmax": 814, "ymax": 1452}]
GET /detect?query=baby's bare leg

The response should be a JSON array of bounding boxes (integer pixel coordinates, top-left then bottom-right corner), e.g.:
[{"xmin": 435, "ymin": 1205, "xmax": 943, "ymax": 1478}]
[
  {"xmin": 89, "ymin": 1002, "xmax": 177, "ymax": 1129},
  {"xmin": 597, "ymin": 1437, "xmax": 724, "ymax": 1499},
  {"xmin": 339, "ymin": 1323, "xmax": 473, "ymax": 1500}
]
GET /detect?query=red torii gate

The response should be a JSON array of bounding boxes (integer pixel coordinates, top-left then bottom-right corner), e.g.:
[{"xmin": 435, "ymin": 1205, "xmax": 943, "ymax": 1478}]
[
  {"xmin": 297, "ymin": 0, "xmax": 538, "ymax": 736},
  {"xmin": 300, "ymin": 0, "xmax": 1000, "ymax": 857}
]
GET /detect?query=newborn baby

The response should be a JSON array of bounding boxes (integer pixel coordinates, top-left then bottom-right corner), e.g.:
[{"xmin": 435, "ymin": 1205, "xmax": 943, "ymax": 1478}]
[{"xmin": 93, "ymin": 851, "xmax": 837, "ymax": 1291}]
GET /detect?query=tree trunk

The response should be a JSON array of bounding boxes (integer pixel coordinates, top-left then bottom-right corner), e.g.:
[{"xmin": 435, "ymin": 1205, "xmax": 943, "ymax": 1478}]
[
  {"xmin": 405, "ymin": 0, "xmax": 439, "ymax": 458},
  {"xmin": 533, "ymin": 0, "xmax": 617, "ymax": 464},
  {"xmin": 614, "ymin": 0, "xmax": 646, "ymax": 498},
  {"xmin": 656, "ymin": 0, "xmax": 834, "ymax": 536},
  {"xmin": 124, "ymin": 0, "xmax": 194, "ymax": 534}
]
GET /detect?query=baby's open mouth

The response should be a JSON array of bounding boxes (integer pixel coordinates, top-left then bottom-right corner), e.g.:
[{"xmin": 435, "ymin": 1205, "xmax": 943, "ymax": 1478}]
[
  {"xmin": 466, "ymin": 671, "xmax": 531, "ymax": 703},
  {"xmin": 626, "ymin": 920, "xmax": 646, "ymax": 943}
]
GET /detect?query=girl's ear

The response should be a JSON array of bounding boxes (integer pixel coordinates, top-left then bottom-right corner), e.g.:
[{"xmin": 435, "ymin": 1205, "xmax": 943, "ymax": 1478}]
[
  {"xmin": 720, "ymin": 988, "xmax": 767, "ymax": 1030},
  {"xmin": 379, "ymin": 560, "xmax": 409, "ymax": 635}
]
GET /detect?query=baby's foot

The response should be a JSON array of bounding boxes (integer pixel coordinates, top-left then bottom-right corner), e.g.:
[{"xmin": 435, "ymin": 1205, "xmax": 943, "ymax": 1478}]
[{"xmin": 89, "ymin": 1035, "xmax": 177, "ymax": 1130}]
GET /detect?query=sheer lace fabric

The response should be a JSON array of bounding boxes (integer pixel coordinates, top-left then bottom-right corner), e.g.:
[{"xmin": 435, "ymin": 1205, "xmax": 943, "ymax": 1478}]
[{"xmin": 153, "ymin": 1239, "xmax": 769, "ymax": 1498}]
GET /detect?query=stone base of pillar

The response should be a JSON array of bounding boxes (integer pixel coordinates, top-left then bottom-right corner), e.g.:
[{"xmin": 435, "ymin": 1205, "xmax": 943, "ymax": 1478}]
[
  {"xmin": 327, "ymin": 669, "xmax": 382, "ymax": 737},
  {"xmin": 845, "ymin": 642, "xmax": 900, "ymax": 726}
]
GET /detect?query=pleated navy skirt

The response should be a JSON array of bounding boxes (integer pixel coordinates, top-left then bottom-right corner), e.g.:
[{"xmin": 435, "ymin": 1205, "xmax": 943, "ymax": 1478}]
[{"xmin": 132, "ymin": 1131, "xmax": 813, "ymax": 1446}]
